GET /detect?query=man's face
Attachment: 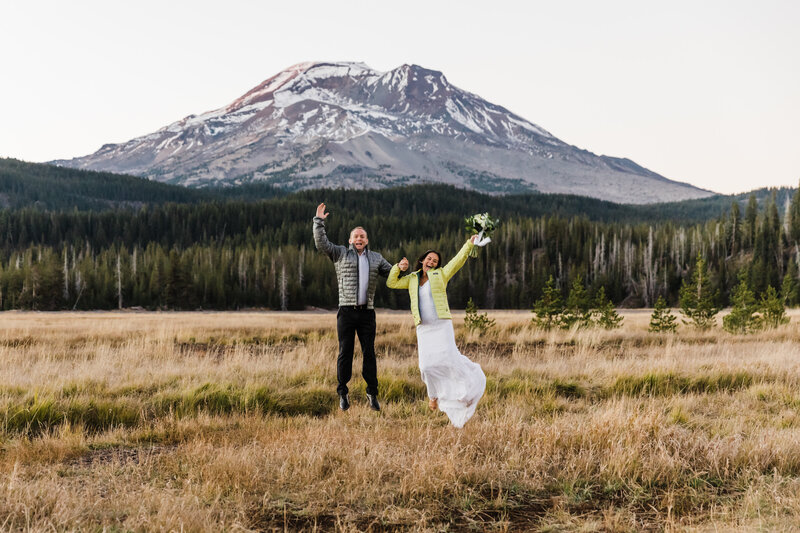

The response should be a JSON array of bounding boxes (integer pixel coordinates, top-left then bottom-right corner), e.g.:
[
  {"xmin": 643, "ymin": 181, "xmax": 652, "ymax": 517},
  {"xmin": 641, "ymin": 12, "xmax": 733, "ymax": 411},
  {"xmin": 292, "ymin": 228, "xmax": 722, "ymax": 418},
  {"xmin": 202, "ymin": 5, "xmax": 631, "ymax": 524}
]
[{"xmin": 349, "ymin": 228, "xmax": 368, "ymax": 252}]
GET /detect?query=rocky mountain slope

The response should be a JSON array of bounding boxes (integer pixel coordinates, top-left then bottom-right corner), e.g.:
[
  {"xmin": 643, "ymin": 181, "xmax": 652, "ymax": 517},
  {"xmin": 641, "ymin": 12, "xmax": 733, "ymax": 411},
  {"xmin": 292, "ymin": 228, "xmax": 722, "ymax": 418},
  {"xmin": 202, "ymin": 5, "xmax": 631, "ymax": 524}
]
[{"xmin": 53, "ymin": 61, "xmax": 713, "ymax": 203}]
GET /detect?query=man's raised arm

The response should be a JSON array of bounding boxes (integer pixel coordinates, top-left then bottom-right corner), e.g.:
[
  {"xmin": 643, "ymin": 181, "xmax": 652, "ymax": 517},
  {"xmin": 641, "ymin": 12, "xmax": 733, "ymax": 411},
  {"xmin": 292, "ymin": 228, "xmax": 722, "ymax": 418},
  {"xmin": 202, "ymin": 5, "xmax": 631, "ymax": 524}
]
[{"xmin": 313, "ymin": 202, "xmax": 345, "ymax": 260}]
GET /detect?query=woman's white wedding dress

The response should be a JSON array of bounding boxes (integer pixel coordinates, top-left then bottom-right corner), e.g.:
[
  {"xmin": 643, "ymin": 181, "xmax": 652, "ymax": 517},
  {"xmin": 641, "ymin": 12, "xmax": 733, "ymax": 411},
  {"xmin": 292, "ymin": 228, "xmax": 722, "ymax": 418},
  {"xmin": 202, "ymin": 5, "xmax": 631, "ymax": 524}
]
[{"xmin": 416, "ymin": 280, "xmax": 486, "ymax": 427}]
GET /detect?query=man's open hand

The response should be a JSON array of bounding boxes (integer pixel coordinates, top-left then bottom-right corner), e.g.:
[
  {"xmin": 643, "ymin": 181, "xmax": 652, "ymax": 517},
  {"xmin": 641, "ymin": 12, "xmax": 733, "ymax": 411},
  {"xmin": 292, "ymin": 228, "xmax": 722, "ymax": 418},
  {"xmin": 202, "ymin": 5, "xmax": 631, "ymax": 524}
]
[{"xmin": 316, "ymin": 203, "xmax": 329, "ymax": 219}]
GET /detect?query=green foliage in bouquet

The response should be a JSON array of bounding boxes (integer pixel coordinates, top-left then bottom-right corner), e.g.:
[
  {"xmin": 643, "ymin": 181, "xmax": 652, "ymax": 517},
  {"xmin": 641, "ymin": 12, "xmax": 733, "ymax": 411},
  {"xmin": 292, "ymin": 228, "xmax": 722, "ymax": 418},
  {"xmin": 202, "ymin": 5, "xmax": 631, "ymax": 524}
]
[{"xmin": 464, "ymin": 212, "xmax": 499, "ymax": 257}]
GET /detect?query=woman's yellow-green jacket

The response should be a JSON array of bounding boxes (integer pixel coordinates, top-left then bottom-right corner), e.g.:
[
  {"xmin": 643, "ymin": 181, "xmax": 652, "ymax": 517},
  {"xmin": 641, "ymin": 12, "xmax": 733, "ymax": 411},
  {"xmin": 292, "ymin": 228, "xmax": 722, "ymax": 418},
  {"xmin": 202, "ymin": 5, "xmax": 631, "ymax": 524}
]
[{"xmin": 386, "ymin": 239, "xmax": 474, "ymax": 326}]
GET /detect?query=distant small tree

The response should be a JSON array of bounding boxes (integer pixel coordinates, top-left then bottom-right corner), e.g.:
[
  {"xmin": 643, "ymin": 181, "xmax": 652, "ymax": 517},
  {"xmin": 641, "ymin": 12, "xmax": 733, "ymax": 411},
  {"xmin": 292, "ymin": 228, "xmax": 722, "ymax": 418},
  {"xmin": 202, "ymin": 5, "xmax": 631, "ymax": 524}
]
[
  {"xmin": 726, "ymin": 200, "xmax": 742, "ymax": 256},
  {"xmin": 760, "ymin": 285, "xmax": 789, "ymax": 329},
  {"xmin": 464, "ymin": 297, "xmax": 496, "ymax": 334},
  {"xmin": 592, "ymin": 286, "xmax": 623, "ymax": 330},
  {"xmin": 723, "ymin": 274, "xmax": 761, "ymax": 334},
  {"xmin": 562, "ymin": 275, "xmax": 592, "ymax": 329},
  {"xmin": 781, "ymin": 260, "xmax": 799, "ymax": 307},
  {"xmin": 679, "ymin": 254, "xmax": 719, "ymax": 331},
  {"xmin": 790, "ymin": 178, "xmax": 800, "ymax": 244},
  {"xmin": 532, "ymin": 275, "xmax": 564, "ymax": 330},
  {"xmin": 745, "ymin": 193, "xmax": 758, "ymax": 248},
  {"xmin": 649, "ymin": 295, "xmax": 677, "ymax": 333}
]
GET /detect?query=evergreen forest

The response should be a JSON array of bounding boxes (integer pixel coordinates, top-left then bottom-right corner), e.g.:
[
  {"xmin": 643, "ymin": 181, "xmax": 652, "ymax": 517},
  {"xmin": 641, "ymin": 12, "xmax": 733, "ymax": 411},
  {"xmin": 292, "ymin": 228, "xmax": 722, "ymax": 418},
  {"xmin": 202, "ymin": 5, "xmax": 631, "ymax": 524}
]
[{"xmin": 1, "ymin": 158, "xmax": 798, "ymax": 311}]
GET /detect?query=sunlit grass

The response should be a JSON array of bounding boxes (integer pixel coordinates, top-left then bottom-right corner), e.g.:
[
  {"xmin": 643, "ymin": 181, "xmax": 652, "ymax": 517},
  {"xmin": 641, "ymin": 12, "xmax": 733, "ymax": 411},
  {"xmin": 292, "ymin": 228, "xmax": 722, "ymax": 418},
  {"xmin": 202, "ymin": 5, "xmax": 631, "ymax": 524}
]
[{"xmin": 1, "ymin": 309, "xmax": 800, "ymax": 530}]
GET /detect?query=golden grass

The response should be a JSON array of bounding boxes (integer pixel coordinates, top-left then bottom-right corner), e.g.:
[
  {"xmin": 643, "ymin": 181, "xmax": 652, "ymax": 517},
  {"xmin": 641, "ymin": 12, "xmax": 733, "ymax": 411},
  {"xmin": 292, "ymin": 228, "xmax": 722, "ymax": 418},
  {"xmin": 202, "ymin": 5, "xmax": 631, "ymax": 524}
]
[{"xmin": 2, "ymin": 309, "xmax": 800, "ymax": 531}]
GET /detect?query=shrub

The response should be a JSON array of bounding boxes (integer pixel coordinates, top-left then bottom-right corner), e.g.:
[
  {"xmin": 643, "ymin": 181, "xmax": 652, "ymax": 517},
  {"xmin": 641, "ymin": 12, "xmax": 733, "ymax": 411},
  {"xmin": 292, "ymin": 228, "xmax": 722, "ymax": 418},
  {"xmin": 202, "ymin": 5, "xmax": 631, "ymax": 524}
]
[
  {"xmin": 649, "ymin": 295, "xmax": 677, "ymax": 333},
  {"xmin": 464, "ymin": 297, "xmax": 496, "ymax": 334}
]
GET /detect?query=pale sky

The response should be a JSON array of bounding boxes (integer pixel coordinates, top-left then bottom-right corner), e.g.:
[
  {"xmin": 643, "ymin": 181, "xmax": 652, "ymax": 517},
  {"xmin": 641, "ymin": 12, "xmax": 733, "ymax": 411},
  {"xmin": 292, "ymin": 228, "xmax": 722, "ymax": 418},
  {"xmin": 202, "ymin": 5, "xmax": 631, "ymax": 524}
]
[{"xmin": 1, "ymin": 0, "xmax": 798, "ymax": 195}]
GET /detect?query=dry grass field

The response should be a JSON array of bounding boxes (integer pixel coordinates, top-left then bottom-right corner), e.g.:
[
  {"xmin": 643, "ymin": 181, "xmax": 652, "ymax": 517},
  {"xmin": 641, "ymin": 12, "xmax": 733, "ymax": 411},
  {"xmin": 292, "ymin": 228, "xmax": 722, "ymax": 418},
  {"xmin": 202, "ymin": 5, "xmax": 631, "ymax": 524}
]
[{"xmin": 2, "ymin": 309, "xmax": 800, "ymax": 531}]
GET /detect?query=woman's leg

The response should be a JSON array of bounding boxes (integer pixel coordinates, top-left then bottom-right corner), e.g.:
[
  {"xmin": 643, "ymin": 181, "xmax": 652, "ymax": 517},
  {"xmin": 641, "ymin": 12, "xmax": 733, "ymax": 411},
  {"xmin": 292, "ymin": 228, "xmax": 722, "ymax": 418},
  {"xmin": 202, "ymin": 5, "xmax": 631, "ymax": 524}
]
[{"xmin": 420, "ymin": 368, "xmax": 439, "ymax": 410}]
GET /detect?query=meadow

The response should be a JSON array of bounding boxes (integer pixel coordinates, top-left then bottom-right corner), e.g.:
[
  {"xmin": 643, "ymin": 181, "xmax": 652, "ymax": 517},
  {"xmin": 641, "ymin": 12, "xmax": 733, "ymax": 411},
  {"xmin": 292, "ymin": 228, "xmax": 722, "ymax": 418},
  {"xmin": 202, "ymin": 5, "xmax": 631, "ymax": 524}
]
[{"xmin": 2, "ymin": 309, "xmax": 800, "ymax": 531}]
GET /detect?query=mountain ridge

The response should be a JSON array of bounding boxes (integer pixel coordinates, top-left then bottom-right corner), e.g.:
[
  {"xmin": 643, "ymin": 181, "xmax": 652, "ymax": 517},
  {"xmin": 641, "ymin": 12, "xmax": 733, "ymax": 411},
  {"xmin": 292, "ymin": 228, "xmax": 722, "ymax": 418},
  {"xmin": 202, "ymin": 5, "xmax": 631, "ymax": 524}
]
[{"xmin": 53, "ymin": 61, "xmax": 713, "ymax": 203}]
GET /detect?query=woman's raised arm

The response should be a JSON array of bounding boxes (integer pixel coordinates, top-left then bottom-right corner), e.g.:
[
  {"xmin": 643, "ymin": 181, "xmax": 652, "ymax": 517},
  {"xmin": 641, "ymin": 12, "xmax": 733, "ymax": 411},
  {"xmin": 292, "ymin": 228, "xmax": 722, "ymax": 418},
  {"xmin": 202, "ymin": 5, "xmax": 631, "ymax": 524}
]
[{"xmin": 441, "ymin": 237, "xmax": 477, "ymax": 282}]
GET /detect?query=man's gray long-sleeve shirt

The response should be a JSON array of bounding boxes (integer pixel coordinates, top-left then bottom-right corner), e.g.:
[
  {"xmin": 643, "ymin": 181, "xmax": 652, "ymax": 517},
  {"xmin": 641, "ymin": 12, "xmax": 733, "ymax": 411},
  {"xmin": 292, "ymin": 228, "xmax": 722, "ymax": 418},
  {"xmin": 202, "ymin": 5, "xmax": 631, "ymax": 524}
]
[
  {"xmin": 313, "ymin": 216, "xmax": 392, "ymax": 308},
  {"xmin": 357, "ymin": 251, "xmax": 369, "ymax": 305}
]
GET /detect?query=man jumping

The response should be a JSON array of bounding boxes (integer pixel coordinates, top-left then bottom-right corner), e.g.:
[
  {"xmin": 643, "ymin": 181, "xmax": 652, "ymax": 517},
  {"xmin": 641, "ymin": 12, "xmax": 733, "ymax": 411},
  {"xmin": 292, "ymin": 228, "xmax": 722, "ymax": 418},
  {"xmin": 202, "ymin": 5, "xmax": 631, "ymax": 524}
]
[{"xmin": 313, "ymin": 203, "xmax": 393, "ymax": 411}]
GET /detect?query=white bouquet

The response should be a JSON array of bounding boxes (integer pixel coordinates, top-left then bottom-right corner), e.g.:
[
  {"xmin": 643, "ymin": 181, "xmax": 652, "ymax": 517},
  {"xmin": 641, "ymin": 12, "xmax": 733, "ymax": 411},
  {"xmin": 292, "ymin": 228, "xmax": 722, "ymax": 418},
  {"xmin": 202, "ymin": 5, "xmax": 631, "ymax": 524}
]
[{"xmin": 465, "ymin": 212, "xmax": 498, "ymax": 257}]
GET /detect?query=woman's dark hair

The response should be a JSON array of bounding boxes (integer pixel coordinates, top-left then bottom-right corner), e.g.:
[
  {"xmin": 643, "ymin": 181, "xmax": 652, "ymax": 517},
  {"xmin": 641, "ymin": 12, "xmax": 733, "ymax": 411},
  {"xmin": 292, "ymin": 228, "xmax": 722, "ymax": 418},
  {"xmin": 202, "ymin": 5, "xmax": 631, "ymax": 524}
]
[{"xmin": 414, "ymin": 250, "xmax": 442, "ymax": 272}]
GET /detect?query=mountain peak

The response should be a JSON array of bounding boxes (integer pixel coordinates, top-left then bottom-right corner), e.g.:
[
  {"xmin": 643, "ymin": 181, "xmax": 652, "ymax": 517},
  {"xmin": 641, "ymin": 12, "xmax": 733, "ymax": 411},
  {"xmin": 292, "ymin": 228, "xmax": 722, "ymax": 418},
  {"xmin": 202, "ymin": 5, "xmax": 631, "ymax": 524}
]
[{"xmin": 52, "ymin": 62, "xmax": 713, "ymax": 203}]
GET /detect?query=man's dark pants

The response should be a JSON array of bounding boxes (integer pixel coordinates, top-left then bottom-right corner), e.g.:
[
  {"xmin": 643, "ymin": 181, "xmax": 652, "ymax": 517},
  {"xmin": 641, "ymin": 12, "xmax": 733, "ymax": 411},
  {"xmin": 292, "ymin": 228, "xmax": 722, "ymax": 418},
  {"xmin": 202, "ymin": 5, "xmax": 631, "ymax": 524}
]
[{"xmin": 336, "ymin": 306, "xmax": 378, "ymax": 397}]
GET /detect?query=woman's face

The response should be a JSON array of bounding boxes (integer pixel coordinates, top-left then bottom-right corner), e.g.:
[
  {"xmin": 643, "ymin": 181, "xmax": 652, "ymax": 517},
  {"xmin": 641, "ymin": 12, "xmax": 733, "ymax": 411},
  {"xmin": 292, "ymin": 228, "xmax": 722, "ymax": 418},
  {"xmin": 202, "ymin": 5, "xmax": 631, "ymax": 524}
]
[{"xmin": 421, "ymin": 252, "xmax": 439, "ymax": 273}]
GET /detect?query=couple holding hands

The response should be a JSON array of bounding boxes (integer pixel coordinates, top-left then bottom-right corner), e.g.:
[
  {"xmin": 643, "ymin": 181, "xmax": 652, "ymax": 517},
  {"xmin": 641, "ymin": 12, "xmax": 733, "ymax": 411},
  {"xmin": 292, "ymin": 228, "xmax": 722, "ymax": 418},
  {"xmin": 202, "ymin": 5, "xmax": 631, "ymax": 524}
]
[{"xmin": 313, "ymin": 203, "xmax": 488, "ymax": 428}]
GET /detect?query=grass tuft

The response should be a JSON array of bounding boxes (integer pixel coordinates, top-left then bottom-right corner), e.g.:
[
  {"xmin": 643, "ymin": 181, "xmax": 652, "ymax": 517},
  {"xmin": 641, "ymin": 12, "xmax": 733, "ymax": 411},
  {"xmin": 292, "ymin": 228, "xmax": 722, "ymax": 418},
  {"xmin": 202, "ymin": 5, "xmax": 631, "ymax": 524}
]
[{"xmin": 611, "ymin": 371, "xmax": 754, "ymax": 397}]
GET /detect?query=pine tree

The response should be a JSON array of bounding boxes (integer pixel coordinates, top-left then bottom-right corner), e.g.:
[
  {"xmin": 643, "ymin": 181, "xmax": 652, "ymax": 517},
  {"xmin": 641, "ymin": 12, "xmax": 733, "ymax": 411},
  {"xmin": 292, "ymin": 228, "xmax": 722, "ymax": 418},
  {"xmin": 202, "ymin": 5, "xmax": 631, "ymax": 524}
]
[
  {"xmin": 765, "ymin": 192, "xmax": 782, "ymax": 290},
  {"xmin": 679, "ymin": 254, "xmax": 719, "ymax": 331},
  {"xmin": 760, "ymin": 285, "xmax": 789, "ymax": 329},
  {"xmin": 745, "ymin": 193, "xmax": 758, "ymax": 248},
  {"xmin": 790, "ymin": 179, "xmax": 800, "ymax": 244},
  {"xmin": 531, "ymin": 275, "xmax": 564, "ymax": 330},
  {"xmin": 592, "ymin": 286, "xmax": 623, "ymax": 329},
  {"xmin": 723, "ymin": 273, "xmax": 761, "ymax": 334},
  {"xmin": 726, "ymin": 201, "xmax": 741, "ymax": 256},
  {"xmin": 781, "ymin": 259, "xmax": 799, "ymax": 307},
  {"xmin": 649, "ymin": 295, "xmax": 677, "ymax": 333},
  {"xmin": 562, "ymin": 275, "xmax": 592, "ymax": 329},
  {"xmin": 464, "ymin": 297, "xmax": 496, "ymax": 334}
]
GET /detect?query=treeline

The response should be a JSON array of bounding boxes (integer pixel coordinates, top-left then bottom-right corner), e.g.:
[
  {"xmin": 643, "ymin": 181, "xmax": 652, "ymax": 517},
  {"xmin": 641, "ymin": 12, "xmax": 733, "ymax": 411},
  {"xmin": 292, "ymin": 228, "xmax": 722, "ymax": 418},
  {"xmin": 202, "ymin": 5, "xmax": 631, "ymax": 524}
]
[
  {"xmin": 2, "ymin": 182, "xmax": 799, "ymax": 311},
  {"xmin": 2, "ymin": 158, "xmax": 793, "ymax": 224},
  {"xmin": 1, "ymin": 181, "xmax": 795, "ymax": 253},
  {"xmin": 0, "ymin": 158, "xmax": 286, "ymax": 210},
  {"xmin": 0, "ymin": 158, "xmax": 210, "ymax": 209}
]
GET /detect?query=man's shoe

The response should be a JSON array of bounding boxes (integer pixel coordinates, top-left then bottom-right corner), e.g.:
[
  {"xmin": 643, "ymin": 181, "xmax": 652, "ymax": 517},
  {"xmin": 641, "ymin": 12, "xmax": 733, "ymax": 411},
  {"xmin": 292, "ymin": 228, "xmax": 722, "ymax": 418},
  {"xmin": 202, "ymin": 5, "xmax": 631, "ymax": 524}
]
[
  {"xmin": 339, "ymin": 394, "xmax": 350, "ymax": 411},
  {"xmin": 366, "ymin": 393, "xmax": 381, "ymax": 412}
]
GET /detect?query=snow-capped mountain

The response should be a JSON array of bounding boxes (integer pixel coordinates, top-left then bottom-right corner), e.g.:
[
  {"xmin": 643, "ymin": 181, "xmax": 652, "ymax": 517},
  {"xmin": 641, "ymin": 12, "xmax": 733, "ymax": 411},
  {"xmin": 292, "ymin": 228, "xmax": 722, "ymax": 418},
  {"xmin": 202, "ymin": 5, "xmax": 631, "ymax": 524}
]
[{"xmin": 53, "ymin": 61, "xmax": 712, "ymax": 203}]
